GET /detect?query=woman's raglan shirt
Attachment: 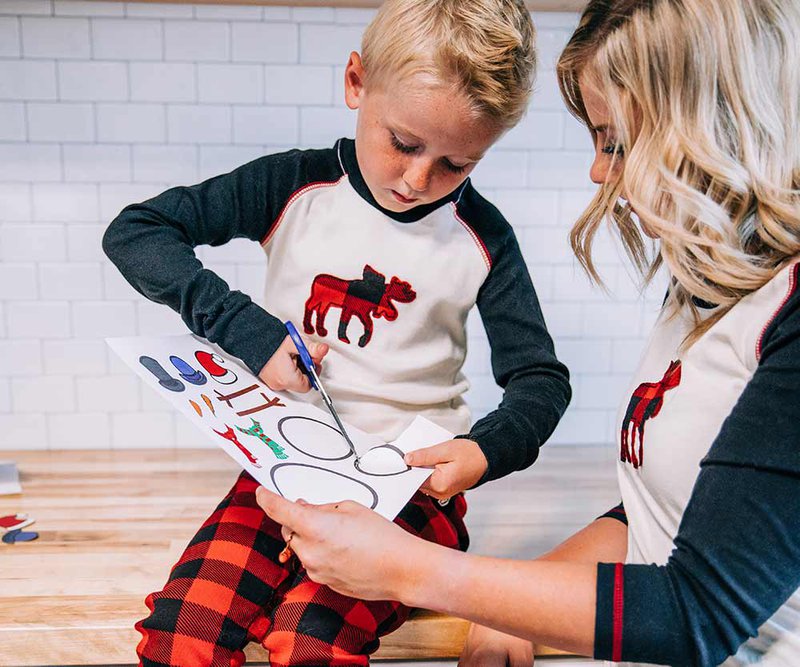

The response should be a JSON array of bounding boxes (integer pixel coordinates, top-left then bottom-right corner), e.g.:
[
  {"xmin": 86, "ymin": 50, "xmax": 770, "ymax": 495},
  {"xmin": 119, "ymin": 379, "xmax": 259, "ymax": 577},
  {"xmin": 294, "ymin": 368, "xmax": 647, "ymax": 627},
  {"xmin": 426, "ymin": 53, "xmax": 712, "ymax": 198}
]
[
  {"xmin": 103, "ymin": 138, "xmax": 570, "ymax": 484},
  {"xmin": 594, "ymin": 260, "xmax": 800, "ymax": 666}
]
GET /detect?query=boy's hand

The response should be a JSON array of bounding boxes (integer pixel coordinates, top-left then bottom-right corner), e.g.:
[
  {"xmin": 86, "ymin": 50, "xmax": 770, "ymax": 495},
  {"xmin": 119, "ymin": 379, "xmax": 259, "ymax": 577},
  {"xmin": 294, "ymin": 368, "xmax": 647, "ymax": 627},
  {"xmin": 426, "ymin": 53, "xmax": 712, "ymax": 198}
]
[
  {"xmin": 404, "ymin": 438, "xmax": 488, "ymax": 500},
  {"xmin": 259, "ymin": 335, "xmax": 329, "ymax": 393}
]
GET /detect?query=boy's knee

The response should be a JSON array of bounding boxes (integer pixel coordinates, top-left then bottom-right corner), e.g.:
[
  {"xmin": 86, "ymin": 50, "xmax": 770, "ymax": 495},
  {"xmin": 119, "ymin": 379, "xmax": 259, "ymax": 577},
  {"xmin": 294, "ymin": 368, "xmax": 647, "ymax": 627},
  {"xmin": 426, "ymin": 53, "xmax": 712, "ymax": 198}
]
[
  {"xmin": 264, "ymin": 580, "xmax": 411, "ymax": 666},
  {"xmin": 228, "ymin": 470, "xmax": 260, "ymax": 503},
  {"xmin": 394, "ymin": 491, "xmax": 468, "ymax": 551}
]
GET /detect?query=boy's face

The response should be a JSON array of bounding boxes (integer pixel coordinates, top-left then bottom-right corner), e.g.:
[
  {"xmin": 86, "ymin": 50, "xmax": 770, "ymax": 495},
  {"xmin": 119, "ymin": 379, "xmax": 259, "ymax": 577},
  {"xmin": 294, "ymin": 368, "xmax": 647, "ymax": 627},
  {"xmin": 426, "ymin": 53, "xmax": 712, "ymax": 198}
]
[{"xmin": 344, "ymin": 53, "xmax": 504, "ymax": 213}]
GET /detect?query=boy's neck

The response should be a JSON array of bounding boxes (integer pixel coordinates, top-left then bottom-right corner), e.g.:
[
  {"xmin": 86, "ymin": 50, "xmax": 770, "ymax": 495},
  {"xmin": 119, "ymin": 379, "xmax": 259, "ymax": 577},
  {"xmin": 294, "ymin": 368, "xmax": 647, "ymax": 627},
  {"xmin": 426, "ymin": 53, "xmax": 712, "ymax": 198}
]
[{"xmin": 338, "ymin": 138, "xmax": 469, "ymax": 223}]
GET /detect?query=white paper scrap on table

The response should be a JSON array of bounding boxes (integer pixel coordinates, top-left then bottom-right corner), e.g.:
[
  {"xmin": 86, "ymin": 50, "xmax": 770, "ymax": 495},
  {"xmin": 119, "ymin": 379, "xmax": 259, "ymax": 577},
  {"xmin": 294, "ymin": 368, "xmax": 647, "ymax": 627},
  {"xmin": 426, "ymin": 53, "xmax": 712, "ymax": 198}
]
[
  {"xmin": 106, "ymin": 334, "xmax": 448, "ymax": 521},
  {"xmin": 0, "ymin": 461, "xmax": 22, "ymax": 496}
]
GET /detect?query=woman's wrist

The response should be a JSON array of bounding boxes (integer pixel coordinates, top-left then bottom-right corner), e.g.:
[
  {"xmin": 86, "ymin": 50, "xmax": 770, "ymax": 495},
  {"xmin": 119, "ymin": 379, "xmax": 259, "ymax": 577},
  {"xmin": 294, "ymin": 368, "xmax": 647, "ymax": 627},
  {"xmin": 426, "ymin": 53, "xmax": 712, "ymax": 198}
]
[{"xmin": 393, "ymin": 538, "xmax": 462, "ymax": 609}]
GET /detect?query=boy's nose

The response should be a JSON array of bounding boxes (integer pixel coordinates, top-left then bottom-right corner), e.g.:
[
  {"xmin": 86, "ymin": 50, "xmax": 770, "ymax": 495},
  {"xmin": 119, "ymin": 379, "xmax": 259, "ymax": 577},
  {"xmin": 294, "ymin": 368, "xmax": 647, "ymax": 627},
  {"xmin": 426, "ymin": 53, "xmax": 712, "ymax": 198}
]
[{"xmin": 403, "ymin": 159, "xmax": 434, "ymax": 193}]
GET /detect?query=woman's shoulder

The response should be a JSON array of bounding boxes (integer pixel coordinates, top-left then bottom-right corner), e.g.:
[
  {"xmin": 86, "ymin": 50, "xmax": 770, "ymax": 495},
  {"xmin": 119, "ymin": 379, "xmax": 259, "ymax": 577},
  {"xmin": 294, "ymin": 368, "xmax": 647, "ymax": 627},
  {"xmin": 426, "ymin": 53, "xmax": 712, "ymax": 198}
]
[
  {"xmin": 693, "ymin": 257, "xmax": 800, "ymax": 363},
  {"xmin": 756, "ymin": 258, "xmax": 800, "ymax": 362}
]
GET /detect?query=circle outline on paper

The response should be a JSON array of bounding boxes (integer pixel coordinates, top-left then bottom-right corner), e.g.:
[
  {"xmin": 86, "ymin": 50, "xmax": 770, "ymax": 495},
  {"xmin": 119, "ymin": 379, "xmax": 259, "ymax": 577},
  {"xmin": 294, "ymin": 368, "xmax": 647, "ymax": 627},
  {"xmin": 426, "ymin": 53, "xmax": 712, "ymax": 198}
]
[
  {"xmin": 354, "ymin": 444, "xmax": 411, "ymax": 477},
  {"xmin": 277, "ymin": 416, "xmax": 353, "ymax": 461},
  {"xmin": 270, "ymin": 463, "xmax": 379, "ymax": 509}
]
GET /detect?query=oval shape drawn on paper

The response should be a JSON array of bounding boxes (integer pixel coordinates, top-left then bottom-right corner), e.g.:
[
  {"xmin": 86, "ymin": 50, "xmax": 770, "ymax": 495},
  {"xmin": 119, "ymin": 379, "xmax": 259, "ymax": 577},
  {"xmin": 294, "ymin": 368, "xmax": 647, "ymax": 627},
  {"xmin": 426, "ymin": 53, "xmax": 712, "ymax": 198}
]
[
  {"xmin": 354, "ymin": 444, "xmax": 410, "ymax": 477},
  {"xmin": 277, "ymin": 416, "xmax": 353, "ymax": 461},
  {"xmin": 271, "ymin": 463, "xmax": 378, "ymax": 509}
]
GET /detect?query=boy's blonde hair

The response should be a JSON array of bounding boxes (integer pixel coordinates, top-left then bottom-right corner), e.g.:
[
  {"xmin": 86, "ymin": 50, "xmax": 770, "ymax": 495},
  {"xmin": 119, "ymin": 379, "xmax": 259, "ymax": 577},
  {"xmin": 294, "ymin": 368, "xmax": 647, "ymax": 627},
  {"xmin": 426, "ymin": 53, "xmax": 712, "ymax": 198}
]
[
  {"xmin": 361, "ymin": 0, "xmax": 536, "ymax": 130},
  {"xmin": 557, "ymin": 0, "xmax": 800, "ymax": 344}
]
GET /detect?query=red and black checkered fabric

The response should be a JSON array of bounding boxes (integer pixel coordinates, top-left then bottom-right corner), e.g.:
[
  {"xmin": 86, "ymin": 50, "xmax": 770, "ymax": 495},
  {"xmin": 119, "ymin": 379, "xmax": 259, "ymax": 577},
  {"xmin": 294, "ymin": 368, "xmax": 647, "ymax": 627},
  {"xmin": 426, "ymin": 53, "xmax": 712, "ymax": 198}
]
[{"xmin": 136, "ymin": 471, "xmax": 468, "ymax": 666}]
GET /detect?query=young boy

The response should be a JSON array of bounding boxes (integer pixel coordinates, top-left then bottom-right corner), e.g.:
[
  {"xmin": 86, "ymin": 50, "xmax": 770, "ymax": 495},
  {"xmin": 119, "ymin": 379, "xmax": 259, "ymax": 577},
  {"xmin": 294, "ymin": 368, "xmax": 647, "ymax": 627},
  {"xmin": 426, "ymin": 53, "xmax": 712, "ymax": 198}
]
[{"xmin": 103, "ymin": 1, "xmax": 570, "ymax": 665}]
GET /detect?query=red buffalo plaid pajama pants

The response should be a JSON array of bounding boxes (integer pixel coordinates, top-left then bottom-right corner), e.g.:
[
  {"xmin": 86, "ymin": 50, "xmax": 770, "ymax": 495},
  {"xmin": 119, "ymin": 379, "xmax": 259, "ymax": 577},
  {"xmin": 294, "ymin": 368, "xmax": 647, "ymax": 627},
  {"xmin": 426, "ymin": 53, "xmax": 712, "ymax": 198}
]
[{"xmin": 135, "ymin": 471, "xmax": 469, "ymax": 667}]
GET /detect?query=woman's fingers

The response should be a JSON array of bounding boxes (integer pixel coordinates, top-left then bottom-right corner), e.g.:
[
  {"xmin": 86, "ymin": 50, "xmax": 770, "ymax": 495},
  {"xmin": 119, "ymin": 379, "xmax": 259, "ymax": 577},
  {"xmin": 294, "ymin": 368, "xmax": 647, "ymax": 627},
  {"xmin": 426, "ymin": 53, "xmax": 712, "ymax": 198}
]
[{"xmin": 256, "ymin": 487, "xmax": 306, "ymax": 532}]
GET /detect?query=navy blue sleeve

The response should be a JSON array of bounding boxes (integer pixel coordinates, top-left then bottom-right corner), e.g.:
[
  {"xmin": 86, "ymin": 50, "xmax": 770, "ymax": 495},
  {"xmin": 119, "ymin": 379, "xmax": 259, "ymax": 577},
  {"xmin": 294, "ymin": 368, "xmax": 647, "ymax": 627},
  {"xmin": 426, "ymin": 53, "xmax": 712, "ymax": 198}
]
[
  {"xmin": 595, "ymin": 266, "xmax": 800, "ymax": 666},
  {"xmin": 598, "ymin": 502, "xmax": 628, "ymax": 525},
  {"xmin": 454, "ymin": 185, "xmax": 571, "ymax": 484},
  {"xmin": 102, "ymin": 146, "xmax": 343, "ymax": 375}
]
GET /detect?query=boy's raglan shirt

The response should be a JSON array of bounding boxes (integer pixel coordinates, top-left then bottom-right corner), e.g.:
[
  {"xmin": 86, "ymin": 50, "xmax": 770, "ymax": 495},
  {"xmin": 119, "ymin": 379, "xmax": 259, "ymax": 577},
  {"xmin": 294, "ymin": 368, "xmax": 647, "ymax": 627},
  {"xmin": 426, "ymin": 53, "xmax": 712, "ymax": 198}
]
[
  {"xmin": 103, "ymin": 138, "xmax": 570, "ymax": 483},
  {"xmin": 592, "ymin": 260, "xmax": 800, "ymax": 666}
]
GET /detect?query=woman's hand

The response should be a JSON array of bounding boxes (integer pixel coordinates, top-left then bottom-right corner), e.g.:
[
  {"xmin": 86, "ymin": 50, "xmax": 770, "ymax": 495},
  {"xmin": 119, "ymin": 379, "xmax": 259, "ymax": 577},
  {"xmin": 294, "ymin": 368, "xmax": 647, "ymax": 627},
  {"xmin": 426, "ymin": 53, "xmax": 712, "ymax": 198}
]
[
  {"xmin": 405, "ymin": 439, "xmax": 488, "ymax": 500},
  {"xmin": 256, "ymin": 487, "xmax": 427, "ymax": 602},
  {"xmin": 258, "ymin": 335, "xmax": 328, "ymax": 392},
  {"xmin": 459, "ymin": 623, "xmax": 534, "ymax": 667}
]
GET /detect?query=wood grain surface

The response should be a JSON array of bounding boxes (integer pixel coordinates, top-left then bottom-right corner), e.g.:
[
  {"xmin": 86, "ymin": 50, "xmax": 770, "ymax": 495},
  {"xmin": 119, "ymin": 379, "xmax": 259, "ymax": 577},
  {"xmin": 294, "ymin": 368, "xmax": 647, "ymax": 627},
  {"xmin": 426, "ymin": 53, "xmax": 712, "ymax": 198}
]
[{"xmin": 0, "ymin": 445, "xmax": 616, "ymax": 665}]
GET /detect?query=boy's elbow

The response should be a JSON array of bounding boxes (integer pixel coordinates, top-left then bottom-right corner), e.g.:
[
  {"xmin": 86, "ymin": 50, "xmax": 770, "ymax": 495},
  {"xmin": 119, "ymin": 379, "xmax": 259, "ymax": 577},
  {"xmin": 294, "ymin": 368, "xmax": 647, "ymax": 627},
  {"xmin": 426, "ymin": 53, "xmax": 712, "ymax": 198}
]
[
  {"xmin": 544, "ymin": 357, "xmax": 571, "ymax": 412},
  {"xmin": 101, "ymin": 219, "xmax": 119, "ymax": 262},
  {"xmin": 559, "ymin": 373, "xmax": 572, "ymax": 410},
  {"xmin": 548, "ymin": 369, "xmax": 571, "ymax": 416},
  {"xmin": 102, "ymin": 210, "xmax": 134, "ymax": 265}
]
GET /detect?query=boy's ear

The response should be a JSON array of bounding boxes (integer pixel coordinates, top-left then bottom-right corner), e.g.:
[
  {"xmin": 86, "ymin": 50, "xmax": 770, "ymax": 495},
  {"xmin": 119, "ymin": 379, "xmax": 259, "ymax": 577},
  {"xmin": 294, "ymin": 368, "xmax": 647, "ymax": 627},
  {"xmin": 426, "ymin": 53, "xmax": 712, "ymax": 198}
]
[{"xmin": 344, "ymin": 51, "xmax": 366, "ymax": 110}]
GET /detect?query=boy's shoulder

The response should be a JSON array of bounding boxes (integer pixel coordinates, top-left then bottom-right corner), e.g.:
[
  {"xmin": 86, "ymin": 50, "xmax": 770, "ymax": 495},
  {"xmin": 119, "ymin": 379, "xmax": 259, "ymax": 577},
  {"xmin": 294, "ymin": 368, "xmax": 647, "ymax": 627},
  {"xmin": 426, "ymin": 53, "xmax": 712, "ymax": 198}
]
[
  {"xmin": 247, "ymin": 141, "xmax": 345, "ymax": 188},
  {"xmin": 218, "ymin": 141, "xmax": 346, "ymax": 224},
  {"xmin": 454, "ymin": 180, "xmax": 518, "ymax": 263}
]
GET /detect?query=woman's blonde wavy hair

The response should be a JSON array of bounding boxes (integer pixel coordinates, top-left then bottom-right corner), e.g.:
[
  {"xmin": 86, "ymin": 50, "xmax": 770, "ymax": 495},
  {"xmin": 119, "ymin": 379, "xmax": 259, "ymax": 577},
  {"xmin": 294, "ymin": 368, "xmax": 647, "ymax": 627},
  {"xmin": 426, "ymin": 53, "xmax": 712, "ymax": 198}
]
[
  {"xmin": 557, "ymin": 0, "xmax": 800, "ymax": 344},
  {"xmin": 361, "ymin": 0, "xmax": 536, "ymax": 130}
]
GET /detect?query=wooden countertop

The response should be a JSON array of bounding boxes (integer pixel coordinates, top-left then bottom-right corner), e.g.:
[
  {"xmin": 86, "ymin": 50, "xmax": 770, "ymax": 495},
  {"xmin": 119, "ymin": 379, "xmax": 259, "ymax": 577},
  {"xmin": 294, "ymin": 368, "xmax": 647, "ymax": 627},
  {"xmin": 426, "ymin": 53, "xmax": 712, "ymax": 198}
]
[{"xmin": 0, "ymin": 445, "xmax": 615, "ymax": 665}]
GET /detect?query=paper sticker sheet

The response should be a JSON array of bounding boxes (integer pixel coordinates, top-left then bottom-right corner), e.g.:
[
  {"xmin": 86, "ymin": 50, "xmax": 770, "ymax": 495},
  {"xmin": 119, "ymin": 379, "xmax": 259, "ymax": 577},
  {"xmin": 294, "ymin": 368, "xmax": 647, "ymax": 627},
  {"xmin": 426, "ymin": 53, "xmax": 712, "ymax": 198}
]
[{"xmin": 107, "ymin": 334, "xmax": 451, "ymax": 520}]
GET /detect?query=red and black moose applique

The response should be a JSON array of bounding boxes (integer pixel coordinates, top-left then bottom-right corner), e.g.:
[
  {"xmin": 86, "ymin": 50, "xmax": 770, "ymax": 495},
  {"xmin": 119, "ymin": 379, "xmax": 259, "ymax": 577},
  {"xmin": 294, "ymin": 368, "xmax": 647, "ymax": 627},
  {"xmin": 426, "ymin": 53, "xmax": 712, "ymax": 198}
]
[
  {"xmin": 620, "ymin": 359, "xmax": 682, "ymax": 469},
  {"xmin": 303, "ymin": 264, "xmax": 416, "ymax": 347}
]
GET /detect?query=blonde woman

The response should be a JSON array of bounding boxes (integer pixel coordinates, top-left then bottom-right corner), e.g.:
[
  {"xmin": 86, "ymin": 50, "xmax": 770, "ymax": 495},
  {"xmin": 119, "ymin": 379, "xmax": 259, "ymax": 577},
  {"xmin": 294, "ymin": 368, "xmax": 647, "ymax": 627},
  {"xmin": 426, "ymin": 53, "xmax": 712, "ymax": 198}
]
[{"xmin": 258, "ymin": 0, "xmax": 800, "ymax": 665}]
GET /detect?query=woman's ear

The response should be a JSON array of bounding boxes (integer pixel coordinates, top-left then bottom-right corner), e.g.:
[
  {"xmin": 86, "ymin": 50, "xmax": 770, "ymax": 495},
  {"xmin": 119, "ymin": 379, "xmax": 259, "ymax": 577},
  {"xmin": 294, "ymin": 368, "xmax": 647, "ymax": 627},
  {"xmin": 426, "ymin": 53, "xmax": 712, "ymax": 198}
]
[{"xmin": 344, "ymin": 51, "xmax": 366, "ymax": 110}]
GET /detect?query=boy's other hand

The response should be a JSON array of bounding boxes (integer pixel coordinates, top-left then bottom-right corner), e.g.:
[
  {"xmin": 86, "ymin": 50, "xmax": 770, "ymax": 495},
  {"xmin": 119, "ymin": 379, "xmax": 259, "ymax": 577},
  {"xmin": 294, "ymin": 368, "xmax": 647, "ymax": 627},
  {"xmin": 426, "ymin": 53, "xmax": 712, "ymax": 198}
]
[
  {"xmin": 404, "ymin": 438, "xmax": 488, "ymax": 499},
  {"xmin": 459, "ymin": 623, "xmax": 534, "ymax": 667},
  {"xmin": 259, "ymin": 335, "xmax": 329, "ymax": 393}
]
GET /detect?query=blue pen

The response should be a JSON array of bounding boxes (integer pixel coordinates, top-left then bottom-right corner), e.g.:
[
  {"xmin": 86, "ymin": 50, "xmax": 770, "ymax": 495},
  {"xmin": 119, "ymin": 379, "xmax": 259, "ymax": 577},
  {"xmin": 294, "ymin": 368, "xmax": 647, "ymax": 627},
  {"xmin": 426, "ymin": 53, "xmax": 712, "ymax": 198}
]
[{"xmin": 285, "ymin": 321, "xmax": 359, "ymax": 462}]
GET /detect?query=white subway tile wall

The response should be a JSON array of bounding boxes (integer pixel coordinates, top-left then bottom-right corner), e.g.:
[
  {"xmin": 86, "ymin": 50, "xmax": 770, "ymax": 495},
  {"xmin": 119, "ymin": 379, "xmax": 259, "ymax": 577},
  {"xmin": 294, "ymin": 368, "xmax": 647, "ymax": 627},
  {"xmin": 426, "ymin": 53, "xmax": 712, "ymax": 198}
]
[{"xmin": 0, "ymin": 1, "xmax": 666, "ymax": 451}]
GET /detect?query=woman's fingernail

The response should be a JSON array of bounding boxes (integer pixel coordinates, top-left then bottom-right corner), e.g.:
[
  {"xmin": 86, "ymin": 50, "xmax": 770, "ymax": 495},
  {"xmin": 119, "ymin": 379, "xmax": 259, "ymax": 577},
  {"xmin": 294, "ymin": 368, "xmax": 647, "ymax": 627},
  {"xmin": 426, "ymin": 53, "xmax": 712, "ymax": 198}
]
[{"xmin": 404, "ymin": 454, "xmax": 414, "ymax": 465}]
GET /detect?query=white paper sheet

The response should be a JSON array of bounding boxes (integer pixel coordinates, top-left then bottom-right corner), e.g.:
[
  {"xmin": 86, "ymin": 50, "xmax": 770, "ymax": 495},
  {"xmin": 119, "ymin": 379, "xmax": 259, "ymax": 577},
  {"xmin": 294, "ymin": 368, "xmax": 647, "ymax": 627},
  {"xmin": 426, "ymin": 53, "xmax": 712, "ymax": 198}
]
[{"xmin": 107, "ymin": 334, "xmax": 451, "ymax": 520}]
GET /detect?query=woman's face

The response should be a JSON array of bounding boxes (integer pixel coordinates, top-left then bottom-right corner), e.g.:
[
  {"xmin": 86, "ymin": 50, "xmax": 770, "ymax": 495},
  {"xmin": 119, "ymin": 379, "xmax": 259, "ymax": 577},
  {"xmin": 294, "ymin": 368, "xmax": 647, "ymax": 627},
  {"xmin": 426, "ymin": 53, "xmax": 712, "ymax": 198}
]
[
  {"xmin": 579, "ymin": 73, "xmax": 624, "ymax": 186},
  {"xmin": 579, "ymin": 74, "xmax": 658, "ymax": 239}
]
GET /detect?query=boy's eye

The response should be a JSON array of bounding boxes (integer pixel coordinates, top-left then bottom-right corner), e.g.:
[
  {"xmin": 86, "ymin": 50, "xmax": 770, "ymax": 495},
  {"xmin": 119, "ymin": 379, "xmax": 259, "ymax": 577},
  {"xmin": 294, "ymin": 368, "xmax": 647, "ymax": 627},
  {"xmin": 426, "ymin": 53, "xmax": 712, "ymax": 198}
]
[
  {"xmin": 442, "ymin": 159, "xmax": 467, "ymax": 174},
  {"xmin": 390, "ymin": 132, "xmax": 468, "ymax": 175},
  {"xmin": 390, "ymin": 133, "xmax": 418, "ymax": 154}
]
